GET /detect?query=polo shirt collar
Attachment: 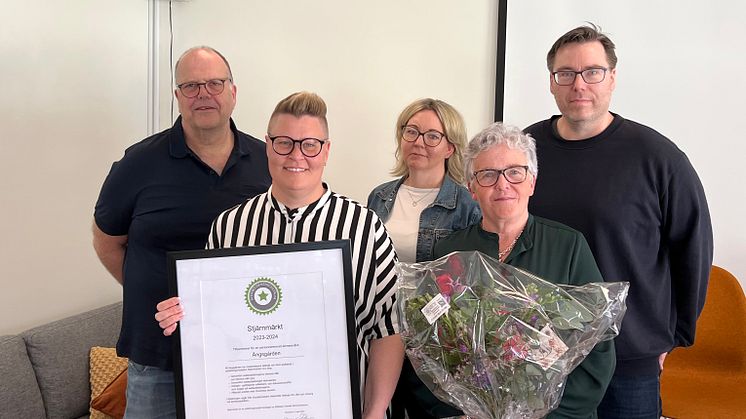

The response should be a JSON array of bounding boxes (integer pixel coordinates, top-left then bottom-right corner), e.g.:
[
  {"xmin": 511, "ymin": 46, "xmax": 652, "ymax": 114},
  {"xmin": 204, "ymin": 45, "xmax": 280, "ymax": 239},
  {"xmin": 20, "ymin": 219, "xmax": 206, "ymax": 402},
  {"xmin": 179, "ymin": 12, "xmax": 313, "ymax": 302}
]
[
  {"xmin": 168, "ymin": 116, "xmax": 189, "ymax": 158},
  {"xmin": 232, "ymin": 118, "xmax": 254, "ymax": 157},
  {"xmin": 168, "ymin": 116, "xmax": 246, "ymax": 158}
]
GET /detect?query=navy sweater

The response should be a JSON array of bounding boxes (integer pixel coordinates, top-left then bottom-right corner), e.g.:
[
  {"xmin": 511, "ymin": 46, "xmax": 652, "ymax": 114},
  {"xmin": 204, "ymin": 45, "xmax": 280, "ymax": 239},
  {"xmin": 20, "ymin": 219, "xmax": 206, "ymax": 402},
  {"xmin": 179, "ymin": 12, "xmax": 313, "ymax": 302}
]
[{"xmin": 526, "ymin": 114, "xmax": 713, "ymax": 375}]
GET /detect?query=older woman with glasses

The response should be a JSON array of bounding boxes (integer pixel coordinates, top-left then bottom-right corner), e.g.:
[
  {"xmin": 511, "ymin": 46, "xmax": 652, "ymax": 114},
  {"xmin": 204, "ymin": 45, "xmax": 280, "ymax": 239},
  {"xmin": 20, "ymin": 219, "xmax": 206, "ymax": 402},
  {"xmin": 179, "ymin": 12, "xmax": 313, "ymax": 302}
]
[
  {"xmin": 367, "ymin": 99, "xmax": 480, "ymax": 418},
  {"xmin": 415, "ymin": 122, "xmax": 616, "ymax": 419}
]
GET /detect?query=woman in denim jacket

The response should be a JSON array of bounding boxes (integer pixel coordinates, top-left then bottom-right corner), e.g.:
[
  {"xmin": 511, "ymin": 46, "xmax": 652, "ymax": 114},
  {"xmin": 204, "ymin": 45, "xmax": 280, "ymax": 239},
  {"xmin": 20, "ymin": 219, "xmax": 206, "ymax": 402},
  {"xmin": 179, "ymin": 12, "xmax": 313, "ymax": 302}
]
[{"xmin": 366, "ymin": 98, "xmax": 480, "ymax": 418}]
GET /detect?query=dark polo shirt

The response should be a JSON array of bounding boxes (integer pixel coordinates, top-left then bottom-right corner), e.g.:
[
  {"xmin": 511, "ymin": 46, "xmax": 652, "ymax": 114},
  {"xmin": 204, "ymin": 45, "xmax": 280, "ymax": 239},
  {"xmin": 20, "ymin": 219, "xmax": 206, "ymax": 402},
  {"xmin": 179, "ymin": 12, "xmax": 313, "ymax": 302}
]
[{"xmin": 94, "ymin": 116, "xmax": 271, "ymax": 369}]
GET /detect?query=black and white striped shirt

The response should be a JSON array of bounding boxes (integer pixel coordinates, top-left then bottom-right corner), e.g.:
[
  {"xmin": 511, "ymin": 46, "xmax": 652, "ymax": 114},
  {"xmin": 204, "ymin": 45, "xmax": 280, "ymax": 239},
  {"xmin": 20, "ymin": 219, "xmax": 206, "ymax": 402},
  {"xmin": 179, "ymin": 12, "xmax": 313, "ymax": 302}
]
[{"xmin": 207, "ymin": 184, "xmax": 399, "ymax": 403}]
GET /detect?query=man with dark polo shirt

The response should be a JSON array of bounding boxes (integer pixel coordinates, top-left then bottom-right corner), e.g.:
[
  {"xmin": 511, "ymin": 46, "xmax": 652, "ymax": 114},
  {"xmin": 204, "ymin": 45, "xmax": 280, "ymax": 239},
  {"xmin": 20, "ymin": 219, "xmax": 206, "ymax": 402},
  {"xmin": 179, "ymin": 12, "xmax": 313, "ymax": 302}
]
[{"xmin": 92, "ymin": 46, "xmax": 271, "ymax": 418}]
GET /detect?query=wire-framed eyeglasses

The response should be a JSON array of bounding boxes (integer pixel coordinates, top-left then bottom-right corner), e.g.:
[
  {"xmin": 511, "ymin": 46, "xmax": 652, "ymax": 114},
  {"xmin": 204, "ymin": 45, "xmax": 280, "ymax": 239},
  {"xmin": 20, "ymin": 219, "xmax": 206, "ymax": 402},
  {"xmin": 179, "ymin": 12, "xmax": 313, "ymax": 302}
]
[
  {"xmin": 176, "ymin": 78, "xmax": 232, "ymax": 98},
  {"xmin": 401, "ymin": 125, "xmax": 446, "ymax": 147}
]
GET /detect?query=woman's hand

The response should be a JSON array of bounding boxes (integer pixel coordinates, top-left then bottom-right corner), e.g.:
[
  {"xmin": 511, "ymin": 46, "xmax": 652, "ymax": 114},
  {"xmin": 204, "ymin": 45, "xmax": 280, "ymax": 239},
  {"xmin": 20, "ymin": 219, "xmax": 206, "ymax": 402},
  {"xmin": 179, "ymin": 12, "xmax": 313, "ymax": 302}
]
[
  {"xmin": 659, "ymin": 352, "xmax": 668, "ymax": 371},
  {"xmin": 154, "ymin": 297, "xmax": 183, "ymax": 336}
]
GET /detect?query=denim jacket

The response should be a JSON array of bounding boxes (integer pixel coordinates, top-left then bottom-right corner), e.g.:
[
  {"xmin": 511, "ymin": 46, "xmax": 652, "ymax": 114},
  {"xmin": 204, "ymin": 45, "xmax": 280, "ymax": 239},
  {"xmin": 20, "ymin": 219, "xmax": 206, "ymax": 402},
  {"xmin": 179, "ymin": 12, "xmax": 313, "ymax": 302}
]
[{"xmin": 367, "ymin": 175, "xmax": 481, "ymax": 262}]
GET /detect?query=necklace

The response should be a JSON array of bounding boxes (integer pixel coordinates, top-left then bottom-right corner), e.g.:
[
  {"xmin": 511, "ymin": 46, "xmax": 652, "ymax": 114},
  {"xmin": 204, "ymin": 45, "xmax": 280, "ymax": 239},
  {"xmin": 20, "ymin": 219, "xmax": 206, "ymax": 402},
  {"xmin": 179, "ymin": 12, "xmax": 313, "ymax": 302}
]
[
  {"xmin": 498, "ymin": 227, "xmax": 525, "ymax": 261},
  {"xmin": 405, "ymin": 187, "xmax": 438, "ymax": 207}
]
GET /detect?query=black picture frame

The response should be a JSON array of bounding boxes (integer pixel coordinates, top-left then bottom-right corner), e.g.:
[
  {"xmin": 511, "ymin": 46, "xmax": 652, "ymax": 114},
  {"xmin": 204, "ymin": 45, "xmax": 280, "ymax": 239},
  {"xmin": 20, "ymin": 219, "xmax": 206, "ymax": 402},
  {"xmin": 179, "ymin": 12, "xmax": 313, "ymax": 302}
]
[{"xmin": 167, "ymin": 240, "xmax": 361, "ymax": 419}]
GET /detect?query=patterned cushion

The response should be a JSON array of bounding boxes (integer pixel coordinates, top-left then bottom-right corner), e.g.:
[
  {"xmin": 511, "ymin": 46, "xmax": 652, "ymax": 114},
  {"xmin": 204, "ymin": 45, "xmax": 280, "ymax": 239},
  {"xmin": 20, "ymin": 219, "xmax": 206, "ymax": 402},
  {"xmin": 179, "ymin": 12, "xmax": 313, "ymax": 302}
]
[{"xmin": 89, "ymin": 347, "xmax": 128, "ymax": 419}]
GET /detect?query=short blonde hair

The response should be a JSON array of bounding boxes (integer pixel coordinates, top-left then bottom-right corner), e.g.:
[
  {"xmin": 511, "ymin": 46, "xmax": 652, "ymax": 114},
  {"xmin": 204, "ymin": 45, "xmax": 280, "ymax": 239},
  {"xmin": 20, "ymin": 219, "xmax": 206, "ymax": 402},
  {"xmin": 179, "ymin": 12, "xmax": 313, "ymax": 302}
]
[
  {"xmin": 268, "ymin": 91, "xmax": 328, "ymax": 136},
  {"xmin": 391, "ymin": 98, "xmax": 467, "ymax": 184}
]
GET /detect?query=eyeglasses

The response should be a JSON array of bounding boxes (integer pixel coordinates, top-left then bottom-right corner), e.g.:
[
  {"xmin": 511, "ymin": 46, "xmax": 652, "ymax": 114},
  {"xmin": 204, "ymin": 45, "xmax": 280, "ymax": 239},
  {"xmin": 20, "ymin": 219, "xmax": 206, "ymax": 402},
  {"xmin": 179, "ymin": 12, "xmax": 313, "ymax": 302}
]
[
  {"xmin": 473, "ymin": 166, "xmax": 529, "ymax": 187},
  {"xmin": 176, "ymin": 78, "xmax": 232, "ymax": 98},
  {"xmin": 551, "ymin": 67, "xmax": 608, "ymax": 86},
  {"xmin": 401, "ymin": 125, "xmax": 446, "ymax": 147},
  {"xmin": 267, "ymin": 135, "xmax": 327, "ymax": 157}
]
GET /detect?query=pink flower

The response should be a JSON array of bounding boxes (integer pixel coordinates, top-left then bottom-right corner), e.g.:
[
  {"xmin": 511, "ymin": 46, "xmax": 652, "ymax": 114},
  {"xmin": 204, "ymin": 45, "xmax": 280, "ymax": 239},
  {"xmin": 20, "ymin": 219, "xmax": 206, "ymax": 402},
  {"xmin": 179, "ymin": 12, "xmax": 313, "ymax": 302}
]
[{"xmin": 500, "ymin": 334, "xmax": 529, "ymax": 362}]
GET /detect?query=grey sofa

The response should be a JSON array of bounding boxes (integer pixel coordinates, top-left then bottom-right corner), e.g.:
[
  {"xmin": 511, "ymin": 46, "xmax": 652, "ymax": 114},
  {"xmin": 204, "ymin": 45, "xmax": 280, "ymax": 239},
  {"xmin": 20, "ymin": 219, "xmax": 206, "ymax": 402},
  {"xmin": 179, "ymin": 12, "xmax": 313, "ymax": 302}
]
[{"xmin": 0, "ymin": 302, "xmax": 122, "ymax": 419}]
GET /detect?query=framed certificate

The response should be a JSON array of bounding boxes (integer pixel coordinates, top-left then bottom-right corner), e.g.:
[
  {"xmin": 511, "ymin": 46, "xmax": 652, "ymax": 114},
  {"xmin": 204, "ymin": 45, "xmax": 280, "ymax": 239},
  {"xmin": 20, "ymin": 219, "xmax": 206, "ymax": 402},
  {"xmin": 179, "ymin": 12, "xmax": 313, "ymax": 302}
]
[{"xmin": 167, "ymin": 240, "xmax": 361, "ymax": 419}]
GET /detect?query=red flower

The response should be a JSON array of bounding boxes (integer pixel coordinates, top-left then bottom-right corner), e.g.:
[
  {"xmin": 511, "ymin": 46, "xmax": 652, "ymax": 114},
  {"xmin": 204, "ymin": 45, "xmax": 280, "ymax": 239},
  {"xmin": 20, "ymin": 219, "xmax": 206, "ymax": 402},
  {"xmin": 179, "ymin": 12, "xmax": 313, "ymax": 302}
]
[
  {"xmin": 501, "ymin": 334, "xmax": 529, "ymax": 362},
  {"xmin": 447, "ymin": 254, "xmax": 465, "ymax": 277},
  {"xmin": 436, "ymin": 274, "xmax": 454, "ymax": 296}
]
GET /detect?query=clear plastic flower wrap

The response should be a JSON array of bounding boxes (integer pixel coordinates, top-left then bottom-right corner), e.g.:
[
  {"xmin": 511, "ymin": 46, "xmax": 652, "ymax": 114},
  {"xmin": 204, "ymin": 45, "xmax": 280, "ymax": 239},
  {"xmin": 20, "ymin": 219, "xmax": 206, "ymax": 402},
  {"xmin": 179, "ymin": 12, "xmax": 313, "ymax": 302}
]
[{"xmin": 396, "ymin": 251, "xmax": 629, "ymax": 419}]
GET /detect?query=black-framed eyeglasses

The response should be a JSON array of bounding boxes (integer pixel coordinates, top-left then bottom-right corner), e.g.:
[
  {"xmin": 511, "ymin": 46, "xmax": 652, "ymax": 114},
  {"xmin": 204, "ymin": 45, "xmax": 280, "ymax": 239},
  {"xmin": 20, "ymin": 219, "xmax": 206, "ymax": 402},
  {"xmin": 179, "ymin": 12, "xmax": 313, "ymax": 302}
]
[
  {"xmin": 473, "ymin": 166, "xmax": 529, "ymax": 187},
  {"xmin": 401, "ymin": 125, "xmax": 446, "ymax": 147},
  {"xmin": 551, "ymin": 67, "xmax": 608, "ymax": 86},
  {"xmin": 267, "ymin": 135, "xmax": 327, "ymax": 157},
  {"xmin": 176, "ymin": 78, "xmax": 232, "ymax": 98}
]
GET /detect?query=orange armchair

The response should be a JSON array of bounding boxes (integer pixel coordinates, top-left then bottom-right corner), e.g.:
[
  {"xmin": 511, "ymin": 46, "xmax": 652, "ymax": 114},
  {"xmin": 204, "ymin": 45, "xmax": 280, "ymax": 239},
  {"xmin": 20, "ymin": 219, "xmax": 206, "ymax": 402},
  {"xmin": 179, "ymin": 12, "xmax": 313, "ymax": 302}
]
[{"xmin": 661, "ymin": 265, "xmax": 746, "ymax": 419}]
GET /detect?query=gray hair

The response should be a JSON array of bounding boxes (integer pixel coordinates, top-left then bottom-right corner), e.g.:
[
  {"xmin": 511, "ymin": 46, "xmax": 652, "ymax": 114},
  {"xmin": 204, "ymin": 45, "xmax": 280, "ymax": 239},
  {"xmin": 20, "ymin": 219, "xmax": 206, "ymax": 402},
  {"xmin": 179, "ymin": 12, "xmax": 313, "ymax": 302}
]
[{"xmin": 464, "ymin": 122, "xmax": 538, "ymax": 184}]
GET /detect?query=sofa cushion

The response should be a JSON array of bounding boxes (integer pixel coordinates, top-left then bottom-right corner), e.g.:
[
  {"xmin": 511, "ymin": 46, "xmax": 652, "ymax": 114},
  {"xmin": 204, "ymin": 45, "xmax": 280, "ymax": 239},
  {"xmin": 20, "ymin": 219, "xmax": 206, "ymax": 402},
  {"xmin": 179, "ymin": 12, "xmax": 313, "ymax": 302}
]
[
  {"xmin": 89, "ymin": 346, "xmax": 128, "ymax": 419},
  {"xmin": 0, "ymin": 335, "xmax": 46, "ymax": 419},
  {"xmin": 90, "ymin": 368, "xmax": 127, "ymax": 418},
  {"xmin": 22, "ymin": 302, "xmax": 122, "ymax": 419}
]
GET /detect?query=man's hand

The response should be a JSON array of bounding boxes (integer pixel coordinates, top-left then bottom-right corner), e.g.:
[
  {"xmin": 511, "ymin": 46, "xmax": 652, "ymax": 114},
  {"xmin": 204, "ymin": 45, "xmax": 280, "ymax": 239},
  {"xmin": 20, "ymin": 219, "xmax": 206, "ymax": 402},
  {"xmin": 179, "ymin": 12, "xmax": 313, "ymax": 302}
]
[{"xmin": 155, "ymin": 297, "xmax": 183, "ymax": 336}]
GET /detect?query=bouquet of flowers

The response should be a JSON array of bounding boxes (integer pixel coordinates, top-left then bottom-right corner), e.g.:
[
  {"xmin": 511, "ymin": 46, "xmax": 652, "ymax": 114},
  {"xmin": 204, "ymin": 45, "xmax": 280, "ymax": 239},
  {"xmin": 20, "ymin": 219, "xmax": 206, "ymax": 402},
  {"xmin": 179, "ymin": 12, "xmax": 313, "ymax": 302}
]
[{"xmin": 397, "ymin": 251, "xmax": 629, "ymax": 419}]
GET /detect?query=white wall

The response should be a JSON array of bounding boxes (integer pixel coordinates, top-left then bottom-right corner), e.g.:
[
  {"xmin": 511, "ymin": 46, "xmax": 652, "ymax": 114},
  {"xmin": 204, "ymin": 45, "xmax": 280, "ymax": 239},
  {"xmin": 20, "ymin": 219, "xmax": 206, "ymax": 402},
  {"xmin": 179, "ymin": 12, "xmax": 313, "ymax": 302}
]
[
  {"xmin": 4, "ymin": 0, "xmax": 742, "ymax": 334},
  {"xmin": 159, "ymin": 0, "xmax": 498, "ymax": 204},
  {"xmin": 0, "ymin": 0, "xmax": 497, "ymax": 334},
  {"xmin": 0, "ymin": 1, "xmax": 149, "ymax": 334},
  {"xmin": 503, "ymin": 0, "xmax": 746, "ymax": 290}
]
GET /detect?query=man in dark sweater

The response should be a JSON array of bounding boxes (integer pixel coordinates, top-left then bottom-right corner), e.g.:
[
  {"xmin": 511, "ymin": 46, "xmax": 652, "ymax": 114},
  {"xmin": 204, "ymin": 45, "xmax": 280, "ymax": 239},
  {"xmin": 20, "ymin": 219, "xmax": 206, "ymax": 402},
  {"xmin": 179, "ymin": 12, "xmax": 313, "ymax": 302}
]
[{"xmin": 525, "ymin": 24, "xmax": 713, "ymax": 419}]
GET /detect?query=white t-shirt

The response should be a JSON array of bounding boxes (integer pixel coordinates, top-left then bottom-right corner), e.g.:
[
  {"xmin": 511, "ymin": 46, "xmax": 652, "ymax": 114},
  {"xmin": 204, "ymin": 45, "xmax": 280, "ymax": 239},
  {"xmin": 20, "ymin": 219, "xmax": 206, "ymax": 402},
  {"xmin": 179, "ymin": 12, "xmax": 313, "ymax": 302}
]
[{"xmin": 384, "ymin": 184, "xmax": 439, "ymax": 263}]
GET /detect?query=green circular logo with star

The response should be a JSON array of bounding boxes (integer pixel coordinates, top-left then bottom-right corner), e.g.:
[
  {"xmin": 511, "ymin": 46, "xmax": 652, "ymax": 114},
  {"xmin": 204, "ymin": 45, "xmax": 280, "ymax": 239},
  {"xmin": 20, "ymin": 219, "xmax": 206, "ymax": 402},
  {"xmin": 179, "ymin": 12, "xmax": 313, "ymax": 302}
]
[{"xmin": 245, "ymin": 277, "xmax": 282, "ymax": 315}]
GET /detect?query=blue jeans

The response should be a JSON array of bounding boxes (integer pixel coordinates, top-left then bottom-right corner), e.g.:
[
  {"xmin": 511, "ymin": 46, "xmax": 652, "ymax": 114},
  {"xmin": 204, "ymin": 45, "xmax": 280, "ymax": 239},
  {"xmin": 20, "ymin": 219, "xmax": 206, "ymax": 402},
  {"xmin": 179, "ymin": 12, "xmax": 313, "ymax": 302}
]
[
  {"xmin": 125, "ymin": 360, "xmax": 177, "ymax": 419},
  {"xmin": 597, "ymin": 373, "xmax": 661, "ymax": 419}
]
